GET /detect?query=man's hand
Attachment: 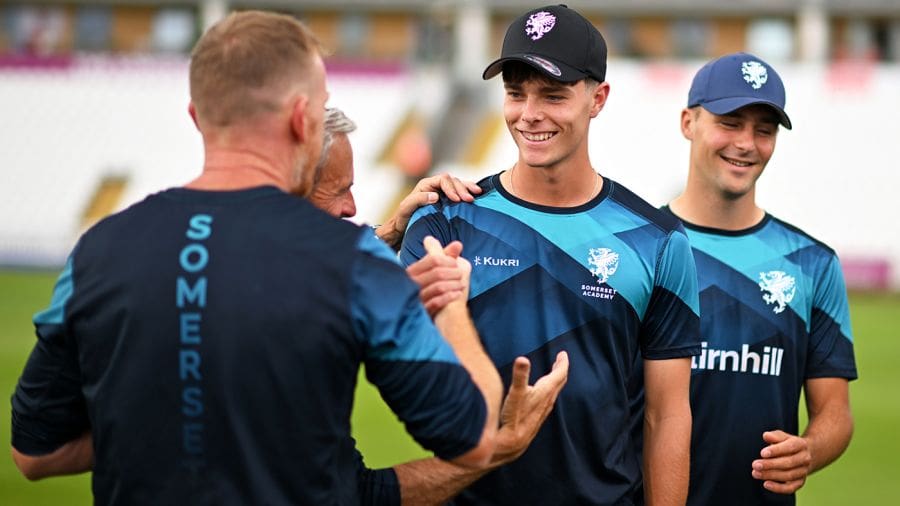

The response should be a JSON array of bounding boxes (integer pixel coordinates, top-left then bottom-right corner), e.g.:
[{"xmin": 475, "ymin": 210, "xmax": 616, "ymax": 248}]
[
  {"xmin": 392, "ymin": 352, "xmax": 569, "ymax": 506},
  {"xmin": 751, "ymin": 430, "xmax": 812, "ymax": 494},
  {"xmin": 491, "ymin": 352, "xmax": 569, "ymax": 467},
  {"xmin": 406, "ymin": 237, "xmax": 469, "ymax": 317},
  {"xmin": 377, "ymin": 174, "xmax": 481, "ymax": 249}
]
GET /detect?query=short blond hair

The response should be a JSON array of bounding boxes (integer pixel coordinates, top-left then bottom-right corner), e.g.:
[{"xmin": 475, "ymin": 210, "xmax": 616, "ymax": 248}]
[{"xmin": 189, "ymin": 10, "xmax": 321, "ymax": 127}]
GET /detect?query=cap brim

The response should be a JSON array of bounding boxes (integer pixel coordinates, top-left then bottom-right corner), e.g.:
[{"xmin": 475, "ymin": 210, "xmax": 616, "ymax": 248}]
[
  {"xmin": 482, "ymin": 54, "xmax": 587, "ymax": 83},
  {"xmin": 700, "ymin": 97, "xmax": 792, "ymax": 130}
]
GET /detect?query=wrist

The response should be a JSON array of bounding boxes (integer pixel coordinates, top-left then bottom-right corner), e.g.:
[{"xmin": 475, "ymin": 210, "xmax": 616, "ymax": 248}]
[
  {"xmin": 433, "ymin": 299, "xmax": 468, "ymax": 323},
  {"xmin": 375, "ymin": 219, "xmax": 403, "ymax": 250}
]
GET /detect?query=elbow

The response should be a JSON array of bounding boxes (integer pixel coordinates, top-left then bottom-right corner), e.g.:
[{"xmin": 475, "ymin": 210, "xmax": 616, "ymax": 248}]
[
  {"xmin": 448, "ymin": 424, "xmax": 497, "ymax": 470},
  {"xmin": 843, "ymin": 411, "xmax": 855, "ymax": 449},
  {"xmin": 12, "ymin": 448, "xmax": 45, "ymax": 481}
]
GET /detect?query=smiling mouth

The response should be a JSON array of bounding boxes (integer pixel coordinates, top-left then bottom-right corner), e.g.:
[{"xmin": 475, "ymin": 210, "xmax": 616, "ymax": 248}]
[
  {"xmin": 521, "ymin": 131, "xmax": 556, "ymax": 142},
  {"xmin": 721, "ymin": 155, "xmax": 754, "ymax": 168}
]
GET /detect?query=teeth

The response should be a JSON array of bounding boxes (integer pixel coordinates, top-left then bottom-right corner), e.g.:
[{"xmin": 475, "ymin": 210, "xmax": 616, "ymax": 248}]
[
  {"xmin": 724, "ymin": 157, "xmax": 751, "ymax": 167},
  {"xmin": 522, "ymin": 131, "xmax": 554, "ymax": 141}
]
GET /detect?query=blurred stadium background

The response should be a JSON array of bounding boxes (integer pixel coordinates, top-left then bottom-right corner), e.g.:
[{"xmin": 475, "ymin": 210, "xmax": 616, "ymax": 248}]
[{"xmin": 1, "ymin": 1, "xmax": 898, "ymax": 504}]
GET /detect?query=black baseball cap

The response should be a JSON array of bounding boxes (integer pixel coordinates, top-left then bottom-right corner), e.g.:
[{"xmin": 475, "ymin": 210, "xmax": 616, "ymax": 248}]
[{"xmin": 482, "ymin": 4, "xmax": 607, "ymax": 83}]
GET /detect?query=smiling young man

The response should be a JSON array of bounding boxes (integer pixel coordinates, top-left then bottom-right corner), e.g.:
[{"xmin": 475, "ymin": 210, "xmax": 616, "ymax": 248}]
[
  {"xmin": 398, "ymin": 5, "xmax": 701, "ymax": 505},
  {"xmin": 664, "ymin": 53, "xmax": 857, "ymax": 505}
]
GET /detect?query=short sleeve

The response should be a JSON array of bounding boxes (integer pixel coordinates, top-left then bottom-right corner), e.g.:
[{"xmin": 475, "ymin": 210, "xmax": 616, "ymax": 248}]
[
  {"xmin": 398, "ymin": 205, "xmax": 451, "ymax": 267},
  {"xmin": 640, "ymin": 229, "xmax": 701, "ymax": 359},
  {"xmin": 807, "ymin": 254, "xmax": 857, "ymax": 379},
  {"xmin": 12, "ymin": 254, "xmax": 91, "ymax": 454}
]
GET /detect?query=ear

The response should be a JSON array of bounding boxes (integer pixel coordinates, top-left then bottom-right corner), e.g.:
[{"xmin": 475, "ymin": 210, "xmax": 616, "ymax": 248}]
[
  {"xmin": 589, "ymin": 82, "xmax": 610, "ymax": 118},
  {"xmin": 289, "ymin": 94, "xmax": 309, "ymax": 143},
  {"xmin": 187, "ymin": 103, "xmax": 200, "ymax": 131},
  {"xmin": 680, "ymin": 108, "xmax": 695, "ymax": 141}
]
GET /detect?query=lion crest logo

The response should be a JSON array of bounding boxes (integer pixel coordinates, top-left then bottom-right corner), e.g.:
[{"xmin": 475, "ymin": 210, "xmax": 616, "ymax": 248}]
[
  {"xmin": 525, "ymin": 11, "xmax": 556, "ymax": 41},
  {"xmin": 758, "ymin": 271, "xmax": 796, "ymax": 314},
  {"xmin": 588, "ymin": 248, "xmax": 619, "ymax": 284},
  {"xmin": 741, "ymin": 61, "xmax": 768, "ymax": 90}
]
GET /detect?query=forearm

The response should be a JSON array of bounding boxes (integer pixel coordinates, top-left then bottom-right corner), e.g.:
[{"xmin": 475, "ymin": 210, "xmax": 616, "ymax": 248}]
[
  {"xmin": 433, "ymin": 302, "xmax": 502, "ymax": 444},
  {"xmin": 643, "ymin": 409, "xmax": 691, "ymax": 506},
  {"xmin": 803, "ymin": 395, "xmax": 854, "ymax": 473},
  {"xmin": 395, "ymin": 457, "xmax": 488, "ymax": 506},
  {"xmin": 12, "ymin": 431, "xmax": 93, "ymax": 480},
  {"xmin": 642, "ymin": 357, "xmax": 692, "ymax": 506},
  {"xmin": 375, "ymin": 222, "xmax": 403, "ymax": 251}
]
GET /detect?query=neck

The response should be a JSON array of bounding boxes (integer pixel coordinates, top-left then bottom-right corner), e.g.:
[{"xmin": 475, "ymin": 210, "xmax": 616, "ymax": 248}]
[
  {"xmin": 187, "ymin": 138, "xmax": 303, "ymax": 193},
  {"xmin": 505, "ymin": 160, "xmax": 601, "ymax": 207},
  {"xmin": 669, "ymin": 186, "xmax": 764, "ymax": 231}
]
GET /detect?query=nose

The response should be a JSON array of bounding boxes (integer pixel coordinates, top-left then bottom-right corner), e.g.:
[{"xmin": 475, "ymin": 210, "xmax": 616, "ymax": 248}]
[
  {"xmin": 521, "ymin": 96, "xmax": 543, "ymax": 123},
  {"xmin": 341, "ymin": 191, "xmax": 357, "ymax": 218},
  {"xmin": 732, "ymin": 125, "xmax": 755, "ymax": 152}
]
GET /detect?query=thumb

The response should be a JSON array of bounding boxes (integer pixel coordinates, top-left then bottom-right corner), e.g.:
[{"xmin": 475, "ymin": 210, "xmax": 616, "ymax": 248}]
[
  {"xmin": 762, "ymin": 430, "xmax": 789, "ymax": 445},
  {"xmin": 423, "ymin": 236, "xmax": 445, "ymax": 256},
  {"xmin": 442, "ymin": 240, "xmax": 464, "ymax": 259}
]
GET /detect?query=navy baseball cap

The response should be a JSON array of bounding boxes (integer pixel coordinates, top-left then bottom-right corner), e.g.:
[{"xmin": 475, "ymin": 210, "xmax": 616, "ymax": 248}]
[
  {"xmin": 688, "ymin": 52, "xmax": 792, "ymax": 129},
  {"xmin": 482, "ymin": 4, "xmax": 607, "ymax": 83}
]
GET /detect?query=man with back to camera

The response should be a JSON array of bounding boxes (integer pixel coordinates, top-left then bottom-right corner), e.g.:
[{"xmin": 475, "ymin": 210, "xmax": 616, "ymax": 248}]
[
  {"xmin": 397, "ymin": 5, "xmax": 701, "ymax": 505},
  {"xmin": 662, "ymin": 52, "xmax": 857, "ymax": 505},
  {"xmin": 10, "ymin": 11, "xmax": 505, "ymax": 505}
]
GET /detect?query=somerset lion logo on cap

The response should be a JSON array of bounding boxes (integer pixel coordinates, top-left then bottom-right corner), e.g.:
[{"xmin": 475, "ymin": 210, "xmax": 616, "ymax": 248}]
[
  {"xmin": 525, "ymin": 11, "xmax": 556, "ymax": 40},
  {"xmin": 687, "ymin": 52, "xmax": 792, "ymax": 129},
  {"xmin": 741, "ymin": 61, "xmax": 768, "ymax": 90},
  {"xmin": 482, "ymin": 4, "xmax": 608, "ymax": 83}
]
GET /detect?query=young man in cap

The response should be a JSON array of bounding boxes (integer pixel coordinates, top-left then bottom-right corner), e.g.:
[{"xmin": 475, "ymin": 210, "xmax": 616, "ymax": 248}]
[
  {"xmin": 398, "ymin": 5, "xmax": 701, "ymax": 505},
  {"xmin": 663, "ymin": 52, "xmax": 857, "ymax": 505}
]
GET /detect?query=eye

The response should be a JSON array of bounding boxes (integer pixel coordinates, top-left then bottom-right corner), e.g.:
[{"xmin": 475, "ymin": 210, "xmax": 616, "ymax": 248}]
[
  {"xmin": 720, "ymin": 120, "xmax": 739, "ymax": 129},
  {"xmin": 756, "ymin": 123, "xmax": 778, "ymax": 137},
  {"xmin": 506, "ymin": 90, "xmax": 523, "ymax": 99}
]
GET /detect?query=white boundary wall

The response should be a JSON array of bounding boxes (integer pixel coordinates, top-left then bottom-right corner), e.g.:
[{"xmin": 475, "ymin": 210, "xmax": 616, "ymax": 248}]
[{"xmin": 1, "ymin": 57, "xmax": 897, "ymax": 288}]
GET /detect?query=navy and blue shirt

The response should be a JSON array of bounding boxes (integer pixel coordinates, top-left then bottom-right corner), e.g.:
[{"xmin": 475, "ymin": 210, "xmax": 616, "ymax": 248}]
[
  {"xmin": 660, "ymin": 209, "xmax": 858, "ymax": 506},
  {"xmin": 400, "ymin": 174, "xmax": 701, "ymax": 505},
  {"xmin": 11, "ymin": 186, "xmax": 485, "ymax": 506}
]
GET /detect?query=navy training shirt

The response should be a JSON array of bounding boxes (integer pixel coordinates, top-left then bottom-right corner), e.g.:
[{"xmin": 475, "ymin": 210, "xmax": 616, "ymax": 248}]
[
  {"xmin": 11, "ymin": 186, "xmax": 486, "ymax": 505},
  {"xmin": 400, "ymin": 174, "xmax": 701, "ymax": 505},
  {"xmin": 660, "ymin": 208, "xmax": 858, "ymax": 506}
]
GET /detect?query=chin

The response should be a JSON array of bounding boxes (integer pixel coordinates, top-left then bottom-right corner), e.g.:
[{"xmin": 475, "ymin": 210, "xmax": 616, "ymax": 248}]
[
  {"xmin": 721, "ymin": 188, "xmax": 753, "ymax": 201},
  {"xmin": 520, "ymin": 154, "xmax": 556, "ymax": 169}
]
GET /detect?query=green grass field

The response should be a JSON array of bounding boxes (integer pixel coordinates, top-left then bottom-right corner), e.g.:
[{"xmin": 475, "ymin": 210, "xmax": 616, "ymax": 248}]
[{"xmin": 1, "ymin": 270, "xmax": 897, "ymax": 504}]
